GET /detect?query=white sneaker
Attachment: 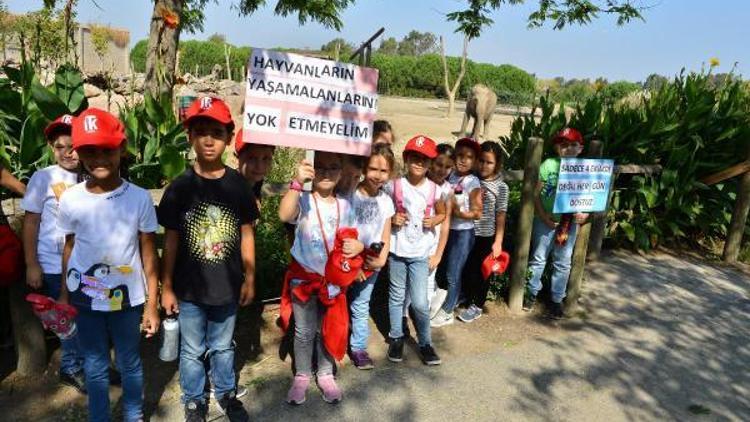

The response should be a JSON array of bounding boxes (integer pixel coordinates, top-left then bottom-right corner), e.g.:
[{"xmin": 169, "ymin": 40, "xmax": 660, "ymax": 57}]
[
  {"xmin": 429, "ymin": 289, "xmax": 448, "ymax": 319},
  {"xmin": 430, "ymin": 309, "xmax": 454, "ymax": 328}
]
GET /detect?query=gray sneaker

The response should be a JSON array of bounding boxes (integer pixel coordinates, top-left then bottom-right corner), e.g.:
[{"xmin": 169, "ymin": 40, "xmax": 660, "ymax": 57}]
[
  {"xmin": 458, "ymin": 305, "xmax": 482, "ymax": 323},
  {"xmin": 430, "ymin": 309, "xmax": 454, "ymax": 327}
]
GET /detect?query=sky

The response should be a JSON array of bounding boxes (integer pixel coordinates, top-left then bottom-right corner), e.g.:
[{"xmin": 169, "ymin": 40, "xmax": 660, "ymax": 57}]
[{"xmin": 5, "ymin": 0, "xmax": 749, "ymax": 82}]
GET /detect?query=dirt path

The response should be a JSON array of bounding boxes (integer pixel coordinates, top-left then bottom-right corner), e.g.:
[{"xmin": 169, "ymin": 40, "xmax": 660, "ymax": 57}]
[{"xmin": 2, "ymin": 249, "xmax": 748, "ymax": 421}]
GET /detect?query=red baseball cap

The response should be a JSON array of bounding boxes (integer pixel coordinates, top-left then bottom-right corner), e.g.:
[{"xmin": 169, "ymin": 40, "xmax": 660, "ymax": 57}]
[
  {"xmin": 324, "ymin": 227, "xmax": 364, "ymax": 288},
  {"xmin": 403, "ymin": 135, "xmax": 438, "ymax": 159},
  {"xmin": 456, "ymin": 137, "xmax": 481, "ymax": 156},
  {"xmin": 553, "ymin": 128, "xmax": 584, "ymax": 145},
  {"xmin": 481, "ymin": 251, "xmax": 510, "ymax": 280},
  {"xmin": 71, "ymin": 108, "xmax": 126, "ymax": 150},
  {"xmin": 234, "ymin": 129, "xmax": 247, "ymax": 154},
  {"xmin": 44, "ymin": 114, "xmax": 74, "ymax": 141},
  {"xmin": 183, "ymin": 96, "xmax": 234, "ymax": 132}
]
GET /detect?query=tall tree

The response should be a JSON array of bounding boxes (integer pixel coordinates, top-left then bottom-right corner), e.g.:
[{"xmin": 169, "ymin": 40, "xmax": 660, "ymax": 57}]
[
  {"xmin": 145, "ymin": 0, "xmax": 355, "ymax": 98},
  {"xmin": 397, "ymin": 30, "xmax": 438, "ymax": 56},
  {"xmin": 441, "ymin": 0, "xmax": 646, "ymax": 116},
  {"xmin": 377, "ymin": 36, "xmax": 398, "ymax": 55}
]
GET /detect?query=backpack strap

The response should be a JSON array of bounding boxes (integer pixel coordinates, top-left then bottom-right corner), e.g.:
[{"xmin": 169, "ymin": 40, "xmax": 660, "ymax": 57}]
[
  {"xmin": 424, "ymin": 180, "xmax": 437, "ymax": 217},
  {"xmin": 393, "ymin": 177, "xmax": 405, "ymax": 213}
]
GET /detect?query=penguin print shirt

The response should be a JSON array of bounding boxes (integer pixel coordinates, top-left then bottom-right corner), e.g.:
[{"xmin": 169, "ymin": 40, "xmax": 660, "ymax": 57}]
[{"xmin": 58, "ymin": 181, "xmax": 158, "ymax": 312}]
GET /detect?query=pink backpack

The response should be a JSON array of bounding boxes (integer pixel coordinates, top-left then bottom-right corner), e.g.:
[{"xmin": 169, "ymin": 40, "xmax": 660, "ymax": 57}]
[{"xmin": 393, "ymin": 178, "xmax": 438, "ymax": 217}]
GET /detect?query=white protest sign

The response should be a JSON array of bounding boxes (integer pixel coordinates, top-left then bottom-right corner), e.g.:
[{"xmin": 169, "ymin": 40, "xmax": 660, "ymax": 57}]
[{"xmin": 242, "ymin": 48, "xmax": 379, "ymax": 156}]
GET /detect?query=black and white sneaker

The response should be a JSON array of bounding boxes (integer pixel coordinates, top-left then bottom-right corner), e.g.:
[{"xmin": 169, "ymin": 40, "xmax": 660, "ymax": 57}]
[
  {"xmin": 549, "ymin": 301, "xmax": 564, "ymax": 319},
  {"xmin": 59, "ymin": 370, "xmax": 87, "ymax": 394},
  {"xmin": 419, "ymin": 345, "xmax": 442, "ymax": 366},
  {"xmin": 216, "ymin": 392, "xmax": 249, "ymax": 422},
  {"xmin": 184, "ymin": 400, "xmax": 207, "ymax": 422},
  {"xmin": 387, "ymin": 337, "xmax": 404, "ymax": 363},
  {"xmin": 211, "ymin": 384, "xmax": 248, "ymax": 400},
  {"xmin": 522, "ymin": 295, "xmax": 537, "ymax": 312}
]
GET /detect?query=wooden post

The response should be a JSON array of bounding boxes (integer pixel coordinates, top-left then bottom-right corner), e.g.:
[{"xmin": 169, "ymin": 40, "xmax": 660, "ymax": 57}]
[
  {"xmin": 587, "ymin": 178, "xmax": 613, "ymax": 261},
  {"xmin": 723, "ymin": 140, "xmax": 750, "ymax": 262},
  {"xmin": 508, "ymin": 137, "xmax": 544, "ymax": 313},
  {"xmin": 566, "ymin": 140, "xmax": 603, "ymax": 312},
  {"xmin": 9, "ymin": 282, "xmax": 47, "ymax": 376}
]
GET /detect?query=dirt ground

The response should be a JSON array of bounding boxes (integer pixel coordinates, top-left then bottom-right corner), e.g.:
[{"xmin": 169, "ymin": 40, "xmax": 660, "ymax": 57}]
[{"xmin": 2, "ymin": 248, "xmax": 748, "ymax": 421}]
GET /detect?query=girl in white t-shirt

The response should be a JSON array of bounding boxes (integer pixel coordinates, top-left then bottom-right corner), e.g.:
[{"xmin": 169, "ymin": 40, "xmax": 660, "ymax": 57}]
[
  {"xmin": 431, "ymin": 137, "xmax": 483, "ymax": 327},
  {"xmin": 278, "ymin": 151, "xmax": 364, "ymax": 405},
  {"xmin": 386, "ymin": 135, "xmax": 446, "ymax": 366},
  {"xmin": 58, "ymin": 108, "xmax": 160, "ymax": 421},
  {"xmin": 20, "ymin": 115, "xmax": 84, "ymax": 391},
  {"xmin": 347, "ymin": 144, "xmax": 395, "ymax": 370}
]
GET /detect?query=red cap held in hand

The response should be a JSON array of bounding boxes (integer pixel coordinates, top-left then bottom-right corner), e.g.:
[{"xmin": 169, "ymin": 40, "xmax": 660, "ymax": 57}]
[
  {"xmin": 44, "ymin": 114, "xmax": 74, "ymax": 140},
  {"xmin": 183, "ymin": 96, "xmax": 235, "ymax": 132},
  {"xmin": 481, "ymin": 251, "xmax": 510, "ymax": 280},
  {"xmin": 72, "ymin": 108, "xmax": 126, "ymax": 150},
  {"xmin": 324, "ymin": 227, "xmax": 364, "ymax": 288},
  {"xmin": 552, "ymin": 128, "xmax": 584, "ymax": 145},
  {"xmin": 403, "ymin": 135, "xmax": 438, "ymax": 159}
]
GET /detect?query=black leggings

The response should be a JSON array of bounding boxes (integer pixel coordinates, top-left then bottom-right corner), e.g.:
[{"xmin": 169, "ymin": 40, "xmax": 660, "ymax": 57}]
[{"xmin": 465, "ymin": 235, "xmax": 494, "ymax": 308}]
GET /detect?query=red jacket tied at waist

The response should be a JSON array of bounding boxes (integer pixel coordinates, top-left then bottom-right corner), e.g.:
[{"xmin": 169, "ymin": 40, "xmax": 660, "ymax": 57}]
[{"xmin": 280, "ymin": 228, "xmax": 362, "ymax": 361}]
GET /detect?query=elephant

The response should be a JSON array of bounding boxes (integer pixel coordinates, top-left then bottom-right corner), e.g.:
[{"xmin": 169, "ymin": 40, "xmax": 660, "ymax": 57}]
[{"xmin": 457, "ymin": 84, "xmax": 497, "ymax": 140}]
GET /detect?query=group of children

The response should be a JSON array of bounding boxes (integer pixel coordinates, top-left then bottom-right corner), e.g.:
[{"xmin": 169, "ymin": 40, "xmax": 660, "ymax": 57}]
[{"xmin": 2, "ymin": 94, "xmax": 589, "ymax": 421}]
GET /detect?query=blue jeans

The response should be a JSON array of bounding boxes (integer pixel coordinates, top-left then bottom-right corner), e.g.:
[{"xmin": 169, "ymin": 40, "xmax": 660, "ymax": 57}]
[
  {"xmin": 43, "ymin": 273, "xmax": 83, "ymax": 375},
  {"xmin": 77, "ymin": 305, "xmax": 144, "ymax": 422},
  {"xmin": 348, "ymin": 271, "xmax": 378, "ymax": 352},
  {"xmin": 527, "ymin": 217, "xmax": 579, "ymax": 303},
  {"xmin": 388, "ymin": 255, "xmax": 431, "ymax": 346},
  {"xmin": 441, "ymin": 229, "xmax": 476, "ymax": 313},
  {"xmin": 178, "ymin": 300, "xmax": 237, "ymax": 403}
]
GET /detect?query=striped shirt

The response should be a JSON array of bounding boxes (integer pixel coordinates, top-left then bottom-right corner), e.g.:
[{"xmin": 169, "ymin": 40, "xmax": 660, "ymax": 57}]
[{"xmin": 474, "ymin": 175, "xmax": 509, "ymax": 237}]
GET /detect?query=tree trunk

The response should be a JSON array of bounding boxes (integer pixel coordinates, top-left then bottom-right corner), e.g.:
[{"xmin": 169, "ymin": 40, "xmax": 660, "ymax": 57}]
[
  {"xmin": 9, "ymin": 282, "xmax": 47, "ymax": 376},
  {"xmin": 440, "ymin": 35, "xmax": 469, "ymax": 118},
  {"xmin": 144, "ymin": 0, "xmax": 182, "ymax": 99}
]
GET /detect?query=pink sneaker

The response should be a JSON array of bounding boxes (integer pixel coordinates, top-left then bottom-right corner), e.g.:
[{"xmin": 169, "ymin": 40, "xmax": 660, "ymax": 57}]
[
  {"xmin": 286, "ymin": 374, "xmax": 310, "ymax": 405},
  {"xmin": 316, "ymin": 374, "xmax": 342, "ymax": 404}
]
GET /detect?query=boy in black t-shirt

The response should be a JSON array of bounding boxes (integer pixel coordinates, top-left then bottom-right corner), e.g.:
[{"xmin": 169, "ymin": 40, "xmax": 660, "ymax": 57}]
[{"xmin": 159, "ymin": 97, "xmax": 257, "ymax": 422}]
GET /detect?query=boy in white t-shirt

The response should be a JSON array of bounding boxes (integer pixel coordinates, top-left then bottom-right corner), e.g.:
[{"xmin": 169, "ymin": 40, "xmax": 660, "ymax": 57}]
[
  {"xmin": 20, "ymin": 114, "xmax": 85, "ymax": 393},
  {"xmin": 386, "ymin": 135, "xmax": 447, "ymax": 366}
]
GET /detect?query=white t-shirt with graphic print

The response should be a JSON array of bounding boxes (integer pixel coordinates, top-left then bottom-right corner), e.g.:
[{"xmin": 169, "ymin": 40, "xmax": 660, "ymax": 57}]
[
  {"xmin": 291, "ymin": 192, "xmax": 354, "ymax": 276},
  {"xmin": 20, "ymin": 165, "xmax": 78, "ymax": 274},
  {"xmin": 386, "ymin": 177, "xmax": 448, "ymax": 259},
  {"xmin": 351, "ymin": 188, "xmax": 395, "ymax": 249},
  {"xmin": 58, "ymin": 181, "xmax": 158, "ymax": 312},
  {"xmin": 448, "ymin": 172, "xmax": 481, "ymax": 231}
]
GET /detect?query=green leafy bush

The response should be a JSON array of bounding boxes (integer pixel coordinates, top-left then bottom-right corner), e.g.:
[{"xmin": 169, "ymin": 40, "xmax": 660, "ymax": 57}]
[
  {"xmin": 131, "ymin": 39, "xmax": 251, "ymax": 81},
  {"xmin": 502, "ymin": 70, "xmax": 750, "ymax": 251},
  {"xmin": 0, "ymin": 62, "xmax": 88, "ymax": 184}
]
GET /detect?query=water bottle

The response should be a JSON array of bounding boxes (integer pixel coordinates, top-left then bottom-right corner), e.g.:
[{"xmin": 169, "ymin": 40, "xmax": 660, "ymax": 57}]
[{"xmin": 159, "ymin": 317, "xmax": 180, "ymax": 362}]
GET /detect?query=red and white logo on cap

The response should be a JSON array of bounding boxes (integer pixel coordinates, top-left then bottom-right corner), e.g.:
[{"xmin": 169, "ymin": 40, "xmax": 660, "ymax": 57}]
[
  {"xmin": 61, "ymin": 115, "xmax": 73, "ymax": 124},
  {"xmin": 200, "ymin": 97, "xmax": 213, "ymax": 110},
  {"xmin": 492, "ymin": 263, "xmax": 500, "ymax": 272},
  {"xmin": 416, "ymin": 136, "xmax": 425, "ymax": 147},
  {"xmin": 84, "ymin": 115, "xmax": 98, "ymax": 133},
  {"xmin": 341, "ymin": 259, "xmax": 351, "ymax": 273}
]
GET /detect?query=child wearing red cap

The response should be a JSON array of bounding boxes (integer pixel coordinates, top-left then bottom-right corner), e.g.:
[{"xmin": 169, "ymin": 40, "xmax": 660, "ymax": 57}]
[
  {"xmin": 524, "ymin": 128, "xmax": 589, "ymax": 319},
  {"xmin": 431, "ymin": 137, "xmax": 482, "ymax": 327},
  {"xmin": 57, "ymin": 108, "xmax": 160, "ymax": 422},
  {"xmin": 158, "ymin": 96, "xmax": 256, "ymax": 421},
  {"xmin": 386, "ymin": 135, "xmax": 447, "ymax": 365},
  {"xmin": 458, "ymin": 141, "xmax": 508, "ymax": 323},
  {"xmin": 20, "ymin": 114, "xmax": 85, "ymax": 392},
  {"xmin": 234, "ymin": 128, "xmax": 275, "ymax": 204},
  {"xmin": 347, "ymin": 144, "xmax": 396, "ymax": 370},
  {"xmin": 278, "ymin": 150, "xmax": 364, "ymax": 405}
]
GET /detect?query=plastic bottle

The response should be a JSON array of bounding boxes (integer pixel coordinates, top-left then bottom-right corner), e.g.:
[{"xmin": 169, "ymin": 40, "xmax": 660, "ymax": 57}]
[{"xmin": 159, "ymin": 316, "xmax": 180, "ymax": 362}]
